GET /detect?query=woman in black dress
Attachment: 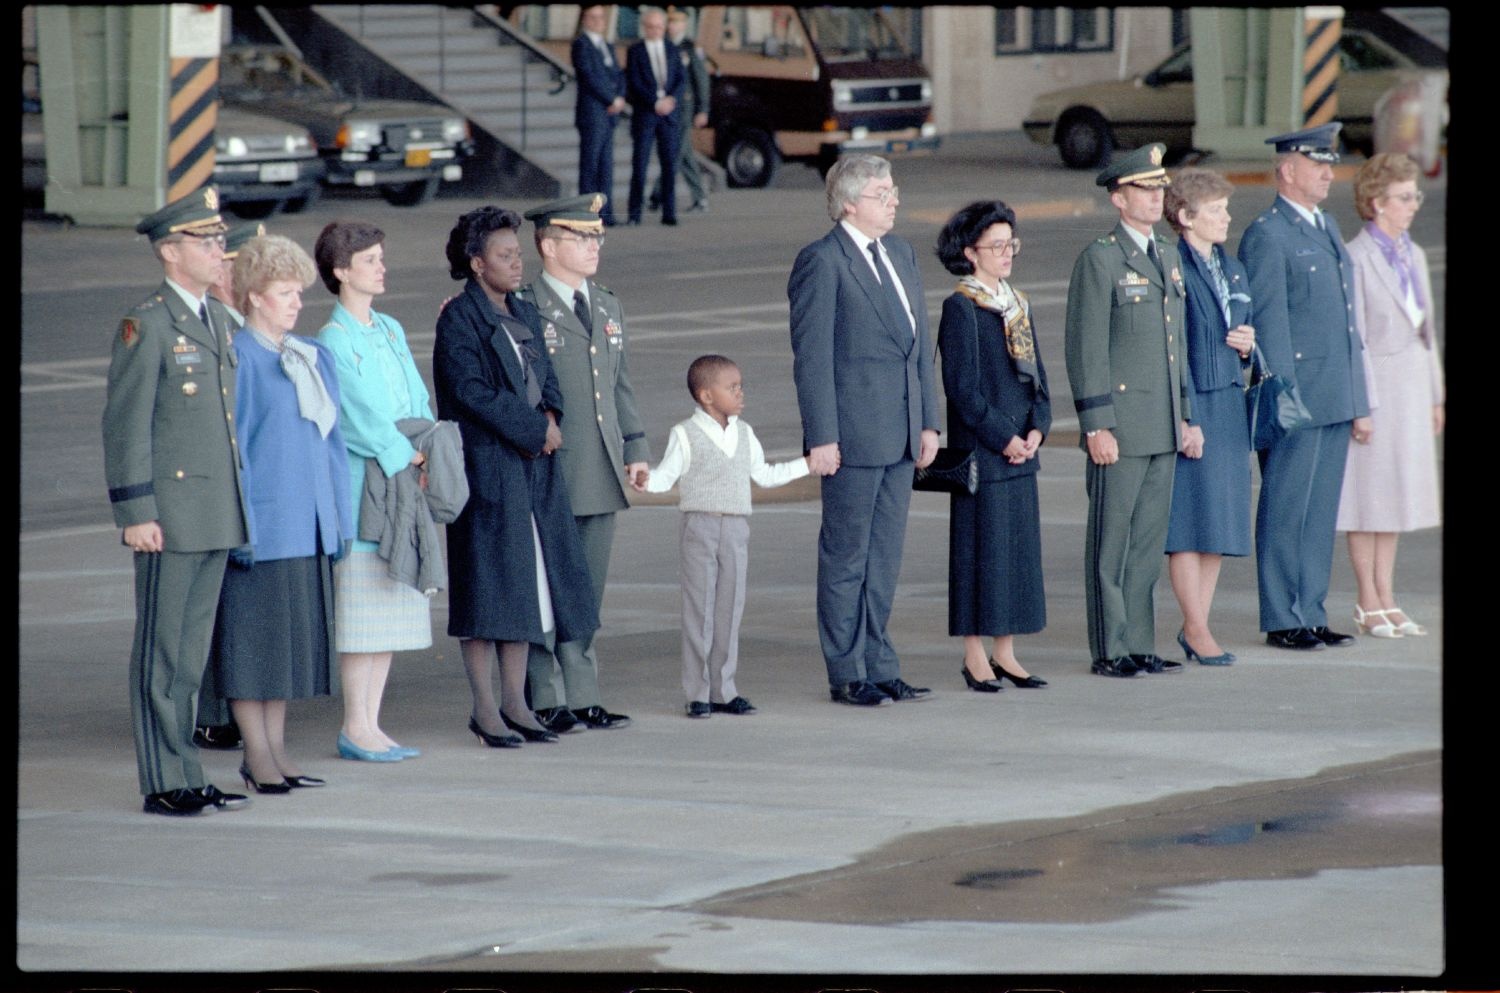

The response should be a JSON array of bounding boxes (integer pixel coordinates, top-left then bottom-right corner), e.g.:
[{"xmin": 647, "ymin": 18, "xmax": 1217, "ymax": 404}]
[
  {"xmin": 935, "ymin": 201, "xmax": 1051, "ymax": 692},
  {"xmin": 433, "ymin": 206, "xmax": 599, "ymax": 747}
]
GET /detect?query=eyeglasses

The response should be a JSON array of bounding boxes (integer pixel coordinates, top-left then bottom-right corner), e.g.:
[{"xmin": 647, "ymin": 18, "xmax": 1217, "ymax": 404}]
[
  {"xmin": 173, "ymin": 233, "xmax": 226, "ymax": 251},
  {"xmin": 973, "ymin": 238, "xmax": 1022, "ymax": 257},
  {"xmin": 1385, "ymin": 190, "xmax": 1425, "ymax": 206},
  {"xmin": 860, "ymin": 186, "xmax": 900, "ymax": 207},
  {"xmin": 552, "ymin": 233, "xmax": 605, "ymax": 247}
]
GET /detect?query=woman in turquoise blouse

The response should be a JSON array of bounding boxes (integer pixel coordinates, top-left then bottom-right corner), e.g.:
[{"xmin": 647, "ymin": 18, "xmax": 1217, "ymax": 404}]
[{"xmin": 315, "ymin": 221, "xmax": 435, "ymax": 763}]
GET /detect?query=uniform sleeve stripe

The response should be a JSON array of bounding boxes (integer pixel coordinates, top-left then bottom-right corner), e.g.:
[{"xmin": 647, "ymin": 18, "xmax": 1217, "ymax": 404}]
[
  {"xmin": 622, "ymin": 431, "xmax": 645, "ymax": 442},
  {"xmin": 1074, "ymin": 396, "xmax": 1113, "ymax": 413},
  {"xmin": 109, "ymin": 482, "xmax": 155, "ymax": 503}
]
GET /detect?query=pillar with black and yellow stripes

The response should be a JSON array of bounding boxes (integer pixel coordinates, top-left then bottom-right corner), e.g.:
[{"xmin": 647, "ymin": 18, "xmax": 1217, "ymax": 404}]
[
  {"xmin": 1301, "ymin": 7, "xmax": 1343, "ymax": 128},
  {"xmin": 35, "ymin": 5, "xmax": 224, "ymax": 226}
]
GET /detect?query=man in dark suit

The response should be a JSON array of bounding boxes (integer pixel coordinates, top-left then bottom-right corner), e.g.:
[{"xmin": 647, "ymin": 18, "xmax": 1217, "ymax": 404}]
[
  {"xmin": 571, "ymin": 4, "xmax": 625, "ymax": 226},
  {"xmin": 648, "ymin": 8, "xmax": 710, "ymax": 214},
  {"xmin": 103, "ymin": 187, "xmax": 252, "ymax": 816},
  {"xmin": 1064, "ymin": 143, "xmax": 1192, "ymax": 678},
  {"xmin": 1239, "ymin": 124, "xmax": 1372, "ymax": 650},
  {"xmin": 788, "ymin": 154, "xmax": 941, "ymax": 706},
  {"xmin": 624, "ymin": 7, "xmax": 685, "ymax": 226}
]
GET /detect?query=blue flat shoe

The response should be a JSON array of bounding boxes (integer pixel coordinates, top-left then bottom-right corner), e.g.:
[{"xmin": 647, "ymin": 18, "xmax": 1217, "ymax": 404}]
[
  {"xmin": 337, "ymin": 732, "xmax": 403, "ymax": 762},
  {"xmin": 1178, "ymin": 629, "xmax": 1234, "ymax": 666},
  {"xmin": 386, "ymin": 744, "xmax": 421, "ymax": 758}
]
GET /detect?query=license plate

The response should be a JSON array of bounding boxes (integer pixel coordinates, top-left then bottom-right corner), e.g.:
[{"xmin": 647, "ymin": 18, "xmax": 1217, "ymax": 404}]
[
  {"xmin": 405, "ymin": 148, "xmax": 433, "ymax": 167},
  {"xmin": 259, "ymin": 162, "xmax": 298, "ymax": 182},
  {"xmin": 887, "ymin": 140, "xmax": 911, "ymax": 153}
]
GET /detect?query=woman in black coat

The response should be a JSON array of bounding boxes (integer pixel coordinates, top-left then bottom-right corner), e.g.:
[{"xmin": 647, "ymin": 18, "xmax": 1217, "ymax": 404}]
[
  {"xmin": 433, "ymin": 206, "xmax": 599, "ymax": 747},
  {"xmin": 935, "ymin": 201, "xmax": 1052, "ymax": 692}
]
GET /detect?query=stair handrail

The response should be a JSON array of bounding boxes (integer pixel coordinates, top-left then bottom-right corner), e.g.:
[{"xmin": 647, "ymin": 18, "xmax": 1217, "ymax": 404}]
[{"xmin": 470, "ymin": 5, "xmax": 575, "ymax": 93}]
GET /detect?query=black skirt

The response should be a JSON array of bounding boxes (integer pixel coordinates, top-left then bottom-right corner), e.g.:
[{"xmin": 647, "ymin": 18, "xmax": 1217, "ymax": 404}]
[
  {"xmin": 211, "ymin": 554, "xmax": 334, "ymax": 700},
  {"xmin": 947, "ymin": 473, "xmax": 1046, "ymax": 637}
]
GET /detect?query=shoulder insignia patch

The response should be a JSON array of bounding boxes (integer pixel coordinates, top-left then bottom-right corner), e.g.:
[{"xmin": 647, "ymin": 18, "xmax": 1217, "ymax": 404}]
[{"xmin": 120, "ymin": 318, "xmax": 139, "ymax": 347}]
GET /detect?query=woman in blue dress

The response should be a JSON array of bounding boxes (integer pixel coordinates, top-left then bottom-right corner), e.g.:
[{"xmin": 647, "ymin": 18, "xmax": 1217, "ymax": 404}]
[
  {"xmin": 316, "ymin": 220, "xmax": 435, "ymax": 763},
  {"xmin": 211, "ymin": 234, "xmax": 353, "ymax": 792},
  {"xmin": 1163, "ymin": 169, "xmax": 1256, "ymax": 666}
]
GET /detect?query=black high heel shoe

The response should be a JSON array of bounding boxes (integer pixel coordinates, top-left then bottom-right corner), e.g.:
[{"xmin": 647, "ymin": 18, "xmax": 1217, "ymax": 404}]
[
  {"xmin": 990, "ymin": 657, "xmax": 1048, "ymax": 688},
  {"xmin": 468, "ymin": 717, "xmax": 523, "ymax": 748},
  {"xmin": 962, "ymin": 664, "xmax": 1004, "ymax": 693},
  {"xmin": 501, "ymin": 711, "xmax": 559, "ymax": 743},
  {"xmin": 283, "ymin": 774, "xmax": 327, "ymax": 788},
  {"xmin": 239, "ymin": 763, "xmax": 292, "ymax": 794}
]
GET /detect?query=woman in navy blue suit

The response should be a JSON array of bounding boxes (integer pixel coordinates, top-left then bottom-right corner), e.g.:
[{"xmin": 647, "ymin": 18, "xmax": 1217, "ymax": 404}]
[
  {"xmin": 1163, "ymin": 169, "xmax": 1256, "ymax": 666},
  {"xmin": 935, "ymin": 201, "xmax": 1051, "ymax": 692}
]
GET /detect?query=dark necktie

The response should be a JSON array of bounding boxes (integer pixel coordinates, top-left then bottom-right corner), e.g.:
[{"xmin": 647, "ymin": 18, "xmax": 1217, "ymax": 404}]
[
  {"xmin": 198, "ymin": 301, "xmax": 217, "ymax": 347},
  {"xmin": 867, "ymin": 240, "xmax": 911, "ymax": 334},
  {"xmin": 1146, "ymin": 238, "xmax": 1164, "ymax": 278},
  {"xmin": 572, "ymin": 290, "xmax": 593, "ymax": 334}
]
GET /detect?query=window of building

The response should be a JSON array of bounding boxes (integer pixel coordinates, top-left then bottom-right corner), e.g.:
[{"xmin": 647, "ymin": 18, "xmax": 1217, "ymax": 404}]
[{"xmin": 995, "ymin": 7, "xmax": 1115, "ymax": 55}]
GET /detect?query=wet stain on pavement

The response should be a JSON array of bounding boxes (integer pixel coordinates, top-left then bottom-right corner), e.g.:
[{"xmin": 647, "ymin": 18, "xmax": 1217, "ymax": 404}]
[{"xmin": 686, "ymin": 752, "xmax": 1440, "ymax": 925}]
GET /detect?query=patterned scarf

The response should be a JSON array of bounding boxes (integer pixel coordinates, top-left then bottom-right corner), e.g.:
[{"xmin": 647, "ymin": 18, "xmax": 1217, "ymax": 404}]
[
  {"xmin": 1203, "ymin": 245, "xmax": 1233, "ymax": 327},
  {"xmin": 248, "ymin": 328, "xmax": 337, "ymax": 438},
  {"xmin": 956, "ymin": 275, "xmax": 1044, "ymax": 396},
  {"xmin": 1365, "ymin": 222, "xmax": 1426, "ymax": 310}
]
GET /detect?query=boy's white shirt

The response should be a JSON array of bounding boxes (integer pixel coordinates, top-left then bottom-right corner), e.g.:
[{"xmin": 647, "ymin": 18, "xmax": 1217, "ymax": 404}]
[{"xmin": 644, "ymin": 407, "xmax": 809, "ymax": 493}]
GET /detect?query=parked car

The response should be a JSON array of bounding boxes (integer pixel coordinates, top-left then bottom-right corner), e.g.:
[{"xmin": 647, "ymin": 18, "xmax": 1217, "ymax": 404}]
[
  {"xmin": 1023, "ymin": 17, "xmax": 1448, "ymax": 169},
  {"xmin": 212, "ymin": 106, "xmax": 324, "ymax": 218},
  {"xmin": 219, "ymin": 44, "xmax": 474, "ymax": 206},
  {"xmin": 23, "ymin": 95, "xmax": 321, "ymax": 220}
]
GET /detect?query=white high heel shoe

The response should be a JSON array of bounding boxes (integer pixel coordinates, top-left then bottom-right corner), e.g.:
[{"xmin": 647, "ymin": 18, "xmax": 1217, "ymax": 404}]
[
  {"xmin": 1354, "ymin": 605, "xmax": 1403, "ymax": 638},
  {"xmin": 1386, "ymin": 607, "xmax": 1428, "ymax": 637}
]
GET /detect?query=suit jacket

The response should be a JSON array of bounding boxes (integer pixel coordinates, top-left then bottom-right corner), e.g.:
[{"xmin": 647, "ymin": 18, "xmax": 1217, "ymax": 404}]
[
  {"xmin": 788, "ymin": 225, "xmax": 940, "ymax": 467},
  {"xmin": 433, "ymin": 279, "xmax": 598, "ymax": 643},
  {"xmin": 231, "ymin": 334, "xmax": 353, "ymax": 563},
  {"xmin": 572, "ymin": 32, "xmax": 624, "ymax": 128},
  {"xmin": 1238, "ymin": 196, "xmax": 1370, "ymax": 428},
  {"xmin": 519, "ymin": 275, "xmax": 650, "ymax": 517},
  {"xmin": 625, "ymin": 37, "xmax": 685, "ymax": 116},
  {"xmin": 1064, "ymin": 222, "xmax": 1190, "ymax": 456},
  {"xmin": 1176, "ymin": 238, "xmax": 1252, "ymax": 403},
  {"xmin": 102, "ymin": 281, "xmax": 248, "ymax": 552},
  {"xmin": 937, "ymin": 290, "xmax": 1052, "ymax": 481},
  {"xmin": 676, "ymin": 35, "xmax": 710, "ymax": 117},
  {"xmin": 1346, "ymin": 228, "xmax": 1444, "ymax": 408}
]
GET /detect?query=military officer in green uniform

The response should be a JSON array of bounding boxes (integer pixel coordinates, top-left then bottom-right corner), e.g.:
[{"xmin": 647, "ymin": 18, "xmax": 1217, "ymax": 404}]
[
  {"xmin": 519, "ymin": 194, "xmax": 647, "ymax": 732},
  {"xmin": 1064, "ymin": 144, "xmax": 1194, "ymax": 678},
  {"xmin": 103, "ymin": 187, "xmax": 252, "ymax": 815}
]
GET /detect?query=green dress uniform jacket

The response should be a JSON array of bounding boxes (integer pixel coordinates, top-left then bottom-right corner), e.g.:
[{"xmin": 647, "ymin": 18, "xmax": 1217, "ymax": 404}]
[
  {"xmin": 103, "ymin": 281, "xmax": 249, "ymax": 796},
  {"xmin": 1064, "ymin": 223, "xmax": 1190, "ymax": 664},
  {"xmin": 519, "ymin": 277, "xmax": 650, "ymax": 517}
]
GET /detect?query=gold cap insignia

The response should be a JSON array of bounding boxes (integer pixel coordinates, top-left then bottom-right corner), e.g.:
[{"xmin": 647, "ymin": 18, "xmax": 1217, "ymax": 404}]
[
  {"xmin": 204, "ymin": 187, "xmax": 219, "ymax": 211},
  {"xmin": 1149, "ymin": 145, "xmax": 1163, "ymax": 166},
  {"xmin": 589, "ymin": 193, "xmax": 605, "ymax": 213}
]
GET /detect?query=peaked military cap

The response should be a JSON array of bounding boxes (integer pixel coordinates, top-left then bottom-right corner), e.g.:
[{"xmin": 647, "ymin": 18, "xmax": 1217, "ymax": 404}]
[
  {"xmin": 135, "ymin": 186, "xmax": 228, "ymax": 242},
  {"xmin": 222, "ymin": 221, "xmax": 266, "ymax": 260},
  {"xmin": 1097, "ymin": 143, "xmax": 1171, "ymax": 191},
  {"xmin": 524, "ymin": 193, "xmax": 607, "ymax": 234},
  {"xmin": 1265, "ymin": 123, "xmax": 1342, "ymax": 163}
]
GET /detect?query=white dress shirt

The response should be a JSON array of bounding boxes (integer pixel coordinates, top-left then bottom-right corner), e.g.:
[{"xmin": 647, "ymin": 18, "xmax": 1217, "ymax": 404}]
[
  {"xmin": 645, "ymin": 408, "xmax": 810, "ymax": 493},
  {"xmin": 838, "ymin": 219, "xmax": 916, "ymax": 333}
]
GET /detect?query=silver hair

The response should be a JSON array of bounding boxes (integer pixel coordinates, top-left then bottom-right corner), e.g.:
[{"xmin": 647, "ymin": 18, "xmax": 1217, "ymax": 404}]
[{"xmin": 824, "ymin": 154, "xmax": 891, "ymax": 222}]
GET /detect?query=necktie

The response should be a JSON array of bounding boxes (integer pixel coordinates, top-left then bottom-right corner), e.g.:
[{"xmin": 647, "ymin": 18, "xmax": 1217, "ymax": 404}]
[
  {"xmin": 198, "ymin": 301, "xmax": 217, "ymax": 347},
  {"xmin": 867, "ymin": 240, "xmax": 912, "ymax": 334},
  {"xmin": 1146, "ymin": 238, "xmax": 1164, "ymax": 278},
  {"xmin": 651, "ymin": 42, "xmax": 665, "ymax": 89},
  {"xmin": 573, "ymin": 290, "xmax": 593, "ymax": 334}
]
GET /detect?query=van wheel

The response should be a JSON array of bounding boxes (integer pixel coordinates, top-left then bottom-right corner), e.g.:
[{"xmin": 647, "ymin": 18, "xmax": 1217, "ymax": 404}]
[
  {"xmin": 724, "ymin": 129, "xmax": 779, "ymax": 188},
  {"xmin": 382, "ymin": 177, "xmax": 440, "ymax": 207},
  {"xmin": 1057, "ymin": 111, "xmax": 1113, "ymax": 169}
]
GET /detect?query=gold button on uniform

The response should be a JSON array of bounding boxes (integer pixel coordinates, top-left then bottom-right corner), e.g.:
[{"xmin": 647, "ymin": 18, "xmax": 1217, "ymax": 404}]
[
  {"xmin": 181, "ymin": 381, "xmax": 198, "ymax": 396},
  {"xmin": 175, "ymin": 470, "xmax": 185, "ymax": 479},
  {"xmin": 1118, "ymin": 384, "xmax": 1127, "ymax": 392},
  {"xmin": 590, "ymin": 346, "xmax": 597, "ymax": 355},
  {"xmin": 597, "ymin": 414, "xmax": 604, "ymax": 422}
]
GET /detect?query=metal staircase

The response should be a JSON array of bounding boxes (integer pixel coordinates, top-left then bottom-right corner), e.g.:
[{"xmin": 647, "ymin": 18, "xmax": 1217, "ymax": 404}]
[{"xmin": 311, "ymin": 4, "xmax": 666, "ymax": 202}]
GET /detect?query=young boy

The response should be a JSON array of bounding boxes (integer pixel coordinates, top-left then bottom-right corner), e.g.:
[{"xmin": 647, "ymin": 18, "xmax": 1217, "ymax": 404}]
[{"xmin": 636, "ymin": 355, "xmax": 810, "ymax": 717}]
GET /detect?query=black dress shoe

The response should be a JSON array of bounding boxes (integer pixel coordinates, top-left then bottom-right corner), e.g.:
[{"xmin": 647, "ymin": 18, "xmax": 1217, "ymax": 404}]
[
  {"xmin": 829, "ymin": 681, "xmax": 891, "ymax": 706},
  {"xmin": 1091, "ymin": 656, "xmax": 1139, "ymax": 677},
  {"xmin": 661, "ymin": 217, "xmax": 678, "ymax": 226},
  {"xmin": 238, "ymin": 763, "xmax": 292, "ymax": 795},
  {"xmin": 1266, "ymin": 628, "xmax": 1325, "ymax": 650},
  {"xmin": 195, "ymin": 784, "xmax": 250, "ymax": 810},
  {"xmin": 990, "ymin": 658, "xmax": 1047, "ymax": 688},
  {"xmin": 686, "ymin": 701, "xmax": 712, "ymax": 718},
  {"xmin": 571, "ymin": 706, "xmax": 631, "ymax": 729},
  {"xmin": 1131, "ymin": 653, "xmax": 1184, "ymax": 674},
  {"xmin": 1308, "ymin": 625, "xmax": 1356, "ymax": 647},
  {"xmin": 469, "ymin": 716, "xmax": 523, "ymax": 748},
  {"xmin": 193, "ymin": 723, "xmax": 242, "ymax": 750},
  {"xmin": 283, "ymin": 775, "xmax": 327, "ymax": 788},
  {"xmin": 501, "ymin": 713, "xmax": 558, "ymax": 742},
  {"xmin": 142, "ymin": 788, "xmax": 212, "ymax": 816},
  {"xmin": 875, "ymin": 678, "xmax": 931, "ymax": 701},
  {"xmin": 710, "ymin": 696, "xmax": 757, "ymax": 714},
  {"xmin": 535, "ymin": 706, "xmax": 582, "ymax": 734},
  {"xmin": 962, "ymin": 666, "xmax": 1003, "ymax": 692}
]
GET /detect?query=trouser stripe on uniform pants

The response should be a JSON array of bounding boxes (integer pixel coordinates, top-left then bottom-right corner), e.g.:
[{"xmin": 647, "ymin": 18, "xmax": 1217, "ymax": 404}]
[
  {"xmin": 134, "ymin": 552, "xmax": 164, "ymax": 794},
  {"xmin": 1086, "ymin": 463, "xmax": 1108, "ymax": 660}
]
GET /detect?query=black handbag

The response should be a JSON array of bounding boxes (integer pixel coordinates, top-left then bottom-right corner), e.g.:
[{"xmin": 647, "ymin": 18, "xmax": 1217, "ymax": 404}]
[
  {"xmin": 1245, "ymin": 344, "xmax": 1312, "ymax": 450},
  {"xmin": 913, "ymin": 447, "xmax": 978, "ymax": 495}
]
